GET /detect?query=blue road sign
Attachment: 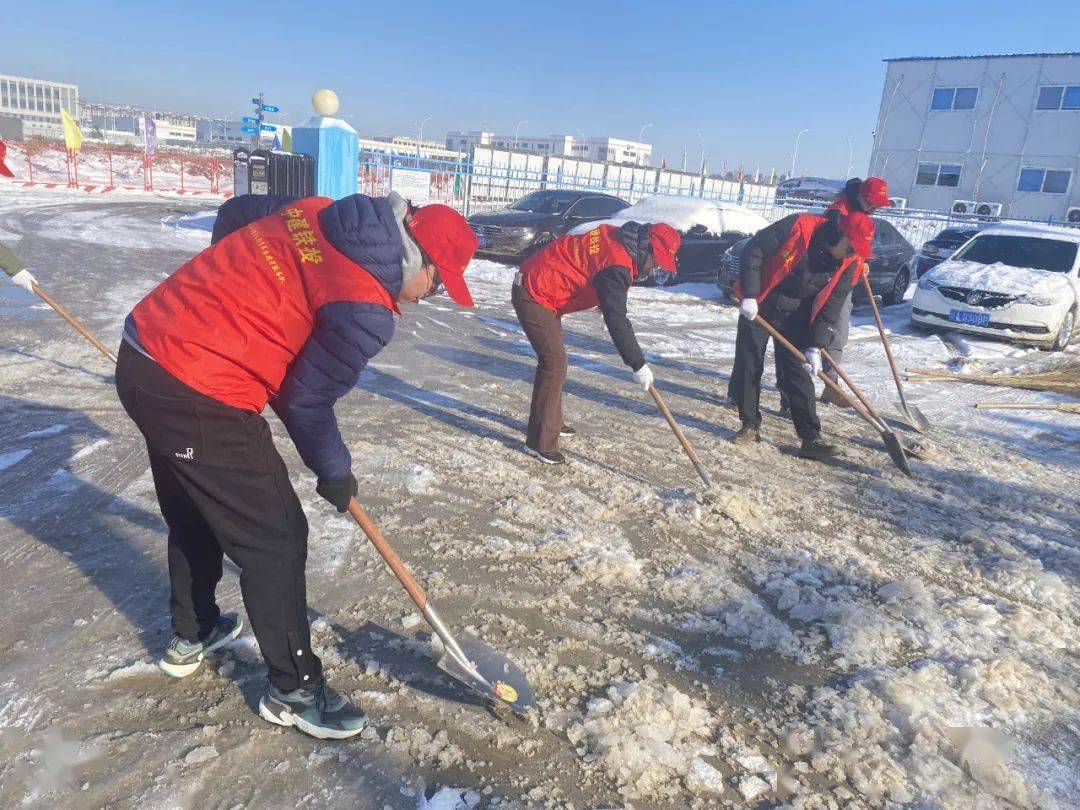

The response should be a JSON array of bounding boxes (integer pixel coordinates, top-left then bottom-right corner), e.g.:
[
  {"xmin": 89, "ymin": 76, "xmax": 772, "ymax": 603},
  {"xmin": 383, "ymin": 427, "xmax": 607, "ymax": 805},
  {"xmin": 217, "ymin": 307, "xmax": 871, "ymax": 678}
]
[
  {"xmin": 261, "ymin": 104, "xmax": 280, "ymax": 113},
  {"xmin": 241, "ymin": 126, "xmax": 259, "ymax": 134},
  {"xmin": 251, "ymin": 97, "xmax": 261, "ymax": 105},
  {"xmin": 242, "ymin": 116, "xmax": 259, "ymax": 124},
  {"xmin": 260, "ymin": 124, "xmax": 276, "ymax": 131}
]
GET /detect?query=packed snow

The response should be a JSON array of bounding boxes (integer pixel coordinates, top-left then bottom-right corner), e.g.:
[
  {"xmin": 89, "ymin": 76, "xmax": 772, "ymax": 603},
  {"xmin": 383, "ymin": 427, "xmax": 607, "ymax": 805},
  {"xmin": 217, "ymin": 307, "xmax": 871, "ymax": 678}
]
[
  {"xmin": 571, "ymin": 194, "xmax": 770, "ymax": 236},
  {"xmin": 0, "ymin": 186, "xmax": 1077, "ymax": 808},
  {"xmin": 925, "ymin": 259, "xmax": 1076, "ymax": 298}
]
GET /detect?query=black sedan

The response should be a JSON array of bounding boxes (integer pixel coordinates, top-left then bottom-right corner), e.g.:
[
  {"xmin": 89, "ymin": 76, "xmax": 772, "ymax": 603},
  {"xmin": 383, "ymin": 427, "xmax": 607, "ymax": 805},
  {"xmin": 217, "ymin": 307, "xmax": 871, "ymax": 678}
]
[
  {"xmin": 717, "ymin": 217, "xmax": 917, "ymax": 306},
  {"xmin": 467, "ymin": 190, "xmax": 629, "ymax": 261},
  {"xmin": 646, "ymin": 224, "xmax": 753, "ymax": 287},
  {"xmin": 914, "ymin": 226, "xmax": 982, "ymax": 278}
]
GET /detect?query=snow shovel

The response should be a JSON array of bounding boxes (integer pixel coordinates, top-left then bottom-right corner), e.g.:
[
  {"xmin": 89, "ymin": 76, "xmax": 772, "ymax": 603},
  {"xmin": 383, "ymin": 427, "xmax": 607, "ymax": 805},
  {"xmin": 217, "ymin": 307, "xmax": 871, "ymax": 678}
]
[
  {"xmin": 346, "ymin": 498, "xmax": 534, "ymax": 713},
  {"xmin": 648, "ymin": 385, "xmax": 712, "ymax": 487},
  {"xmin": 754, "ymin": 315, "xmax": 912, "ymax": 477},
  {"xmin": 30, "ymin": 281, "xmax": 117, "ymax": 364},
  {"xmin": 860, "ymin": 274, "xmax": 929, "ymax": 433}
]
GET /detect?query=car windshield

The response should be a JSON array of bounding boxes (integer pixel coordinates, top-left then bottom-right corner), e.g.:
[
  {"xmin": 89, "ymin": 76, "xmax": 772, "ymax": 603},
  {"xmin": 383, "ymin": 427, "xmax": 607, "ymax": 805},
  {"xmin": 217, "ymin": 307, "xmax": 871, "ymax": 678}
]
[
  {"xmin": 509, "ymin": 192, "xmax": 580, "ymax": 215},
  {"xmin": 953, "ymin": 234, "xmax": 1078, "ymax": 273},
  {"xmin": 934, "ymin": 229, "xmax": 978, "ymax": 243}
]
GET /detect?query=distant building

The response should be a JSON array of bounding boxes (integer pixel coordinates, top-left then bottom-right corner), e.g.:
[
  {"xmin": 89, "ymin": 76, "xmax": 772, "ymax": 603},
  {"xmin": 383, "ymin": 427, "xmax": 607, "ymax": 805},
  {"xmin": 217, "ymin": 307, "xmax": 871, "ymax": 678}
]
[
  {"xmin": 0, "ymin": 73, "xmax": 80, "ymax": 140},
  {"xmin": 83, "ymin": 102, "xmax": 235, "ymax": 148},
  {"xmin": 369, "ymin": 135, "xmax": 464, "ymax": 161},
  {"xmin": 870, "ymin": 52, "xmax": 1080, "ymax": 221},
  {"xmin": 446, "ymin": 130, "xmax": 653, "ymax": 167}
]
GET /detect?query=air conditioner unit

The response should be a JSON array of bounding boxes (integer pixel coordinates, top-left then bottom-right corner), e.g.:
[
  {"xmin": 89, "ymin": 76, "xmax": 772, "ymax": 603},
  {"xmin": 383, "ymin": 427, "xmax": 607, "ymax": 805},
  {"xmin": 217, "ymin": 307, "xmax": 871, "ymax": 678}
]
[
  {"xmin": 889, "ymin": 197, "xmax": 907, "ymax": 209},
  {"xmin": 1066, "ymin": 206, "xmax": 1080, "ymax": 224},
  {"xmin": 974, "ymin": 202, "xmax": 1003, "ymax": 217},
  {"xmin": 952, "ymin": 200, "xmax": 976, "ymax": 215}
]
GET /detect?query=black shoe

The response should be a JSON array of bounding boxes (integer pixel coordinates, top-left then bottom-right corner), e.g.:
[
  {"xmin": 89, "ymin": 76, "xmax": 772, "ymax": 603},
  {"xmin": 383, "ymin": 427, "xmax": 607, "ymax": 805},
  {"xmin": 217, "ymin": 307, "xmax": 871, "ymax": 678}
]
[
  {"xmin": 525, "ymin": 446, "xmax": 566, "ymax": 465},
  {"xmin": 559, "ymin": 425, "xmax": 576, "ymax": 438},
  {"xmin": 259, "ymin": 681, "xmax": 367, "ymax": 740},
  {"xmin": 730, "ymin": 424, "xmax": 761, "ymax": 445},
  {"xmin": 799, "ymin": 437, "xmax": 839, "ymax": 460}
]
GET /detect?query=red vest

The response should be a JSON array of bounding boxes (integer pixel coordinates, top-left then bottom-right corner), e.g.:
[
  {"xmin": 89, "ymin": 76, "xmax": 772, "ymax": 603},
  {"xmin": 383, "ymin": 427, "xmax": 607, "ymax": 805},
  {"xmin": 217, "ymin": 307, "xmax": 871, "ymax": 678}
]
[
  {"xmin": 520, "ymin": 225, "xmax": 637, "ymax": 316},
  {"xmin": 132, "ymin": 197, "xmax": 398, "ymax": 412},
  {"xmin": 735, "ymin": 213, "xmax": 865, "ymax": 323}
]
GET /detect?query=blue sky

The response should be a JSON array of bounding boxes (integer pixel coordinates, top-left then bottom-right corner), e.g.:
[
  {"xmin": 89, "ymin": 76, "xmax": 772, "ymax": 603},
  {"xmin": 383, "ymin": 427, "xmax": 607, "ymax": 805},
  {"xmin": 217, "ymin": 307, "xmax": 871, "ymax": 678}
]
[{"xmin": 5, "ymin": 1, "xmax": 1079, "ymax": 177}]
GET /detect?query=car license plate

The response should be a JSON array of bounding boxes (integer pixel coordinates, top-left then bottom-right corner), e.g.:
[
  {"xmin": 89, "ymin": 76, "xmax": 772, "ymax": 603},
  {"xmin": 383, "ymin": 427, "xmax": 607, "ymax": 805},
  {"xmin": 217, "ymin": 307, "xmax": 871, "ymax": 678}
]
[{"xmin": 948, "ymin": 309, "xmax": 990, "ymax": 327}]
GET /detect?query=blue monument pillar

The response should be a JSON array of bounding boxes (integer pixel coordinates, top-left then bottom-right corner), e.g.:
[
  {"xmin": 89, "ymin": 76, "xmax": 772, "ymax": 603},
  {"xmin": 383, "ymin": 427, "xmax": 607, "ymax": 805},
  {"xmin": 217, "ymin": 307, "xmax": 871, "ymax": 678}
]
[{"xmin": 291, "ymin": 89, "xmax": 358, "ymax": 200}]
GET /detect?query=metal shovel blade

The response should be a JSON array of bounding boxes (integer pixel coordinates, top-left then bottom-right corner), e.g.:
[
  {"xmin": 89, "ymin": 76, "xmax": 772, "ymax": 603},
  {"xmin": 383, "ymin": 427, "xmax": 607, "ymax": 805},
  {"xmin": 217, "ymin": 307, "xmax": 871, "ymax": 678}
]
[
  {"xmin": 437, "ymin": 631, "xmax": 535, "ymax": 713},
  {"xmin": 900, "ymin": 403, "xmax": 931, "ymax": 433},
  {"xmin": 880, "ymin": 426, "xmax": 913, "ymax": 477}
]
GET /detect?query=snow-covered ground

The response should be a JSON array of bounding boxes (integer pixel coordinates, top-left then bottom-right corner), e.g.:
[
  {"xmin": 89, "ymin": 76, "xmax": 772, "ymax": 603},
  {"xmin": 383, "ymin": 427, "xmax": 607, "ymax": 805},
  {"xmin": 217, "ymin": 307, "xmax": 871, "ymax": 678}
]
[{"xmin": 0, "ymin": 187, "xmax": 1077, "ymax": 808}]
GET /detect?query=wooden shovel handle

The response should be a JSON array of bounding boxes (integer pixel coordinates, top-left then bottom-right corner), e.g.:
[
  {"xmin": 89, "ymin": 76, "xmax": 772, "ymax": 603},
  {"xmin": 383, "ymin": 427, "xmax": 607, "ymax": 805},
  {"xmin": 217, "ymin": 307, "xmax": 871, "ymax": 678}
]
[
  {"xmin": 753, "ymin": 314, "xmax": 881, "ymax": 432},
  {"xmin": 861, "ymin": 274, "xmax": 907, "ymax": 399},
  {"xmin": 32, "ymin": 283, "xmax": 118, "ymax": 364},
  {"xmin": 347, "ymin": 497, "xmax": 428, "ymax": 611},
  {"xmin": 648, "ymin": 385, "xmax": 712, "ymax": 485}
]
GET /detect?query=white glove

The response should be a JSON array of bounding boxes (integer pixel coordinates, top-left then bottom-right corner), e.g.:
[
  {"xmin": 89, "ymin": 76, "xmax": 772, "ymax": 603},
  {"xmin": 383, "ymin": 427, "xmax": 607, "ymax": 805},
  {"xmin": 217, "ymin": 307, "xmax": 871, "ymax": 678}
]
[
  {"xmin": 11, "ymin": 268, "xmax": 37, "ymax": 293},
  {"xmin": 633, "ymin": 363, "xmax": 654, "ymax": 393},
  {"xmin": 738, "ymin": 297, "xmax": 758, "ymax": 321},
  {"xmin": 804, "ymin": 347, "xmax": 822, "ymax": 378}
]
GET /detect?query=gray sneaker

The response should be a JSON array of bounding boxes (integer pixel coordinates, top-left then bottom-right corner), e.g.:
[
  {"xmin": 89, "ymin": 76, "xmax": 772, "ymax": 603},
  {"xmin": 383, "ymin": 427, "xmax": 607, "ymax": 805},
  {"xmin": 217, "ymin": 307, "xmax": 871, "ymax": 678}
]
[
  {"xmin": 258, "ymin": 681, "xmax": 368, "ymax": 740},
  {"xmin": 159, "ymin": 613, "xmax": 243, "ymax": 678}
]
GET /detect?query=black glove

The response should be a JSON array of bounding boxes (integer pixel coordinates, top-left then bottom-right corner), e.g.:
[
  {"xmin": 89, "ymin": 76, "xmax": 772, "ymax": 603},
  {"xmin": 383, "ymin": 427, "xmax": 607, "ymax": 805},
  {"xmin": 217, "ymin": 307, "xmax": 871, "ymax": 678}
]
[{"xmin": 316, "ymin": 473, "xmax": 358, "ymax": 513}]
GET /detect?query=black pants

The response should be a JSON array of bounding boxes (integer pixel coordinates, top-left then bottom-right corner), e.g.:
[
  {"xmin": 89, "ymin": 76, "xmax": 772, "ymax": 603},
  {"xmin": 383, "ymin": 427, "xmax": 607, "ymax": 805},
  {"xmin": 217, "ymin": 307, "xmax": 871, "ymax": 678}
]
[
  {"xmin": 115, "ymin": 342, "xmax": 321, "ymax": 692},
  {"xmin": 733, "ymin": 305, "xmax": 820, "ymax": 441},
  {"xmin": 512, "ymin": 284, "xmax": 567, "ymax": 453}
]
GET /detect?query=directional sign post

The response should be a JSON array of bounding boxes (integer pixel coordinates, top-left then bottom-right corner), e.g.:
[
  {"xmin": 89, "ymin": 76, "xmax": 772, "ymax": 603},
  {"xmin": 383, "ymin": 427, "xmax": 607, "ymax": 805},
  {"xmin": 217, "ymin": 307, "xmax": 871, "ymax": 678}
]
[
  {"xmin": 261, "ymin": 104, "xmax": 280, "ymax": 113},
  {"xmin": 246, "ymin": 92, "xmax": 280, "ymax": 146},
  {"xmin": 260, "ymin": 124, "xmax": 277, "ymax": 132}
]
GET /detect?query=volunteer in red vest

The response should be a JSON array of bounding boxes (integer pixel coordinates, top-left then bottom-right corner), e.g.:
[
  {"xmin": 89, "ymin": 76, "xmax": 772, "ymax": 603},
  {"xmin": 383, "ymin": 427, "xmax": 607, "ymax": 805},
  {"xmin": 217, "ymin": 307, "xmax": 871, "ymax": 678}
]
[
  {"xmin": 817, "ymin": 177, "xmax": 892, "ymax": 406},
  {"xmin": 512, "ymin": 220, "xmax": 681, "ymax": 464},
  {"xmin": 115, "ymin": 191, "xmax": 477, "ymax": 740},
  {"xmin": 730, "ymin": 210, "xmax": 872, "ymax": 459}
]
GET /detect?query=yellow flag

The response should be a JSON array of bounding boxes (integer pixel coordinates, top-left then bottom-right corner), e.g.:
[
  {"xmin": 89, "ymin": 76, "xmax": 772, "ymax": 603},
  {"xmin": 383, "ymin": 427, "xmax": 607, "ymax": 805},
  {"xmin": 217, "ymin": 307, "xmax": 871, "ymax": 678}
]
[
  {"xmin": 61, "ymin": 108, "xmax": 83, "ymax": 152},
  {"xmin": 281, "ymin": 127, "xmax": 292, "ymax": 152}
]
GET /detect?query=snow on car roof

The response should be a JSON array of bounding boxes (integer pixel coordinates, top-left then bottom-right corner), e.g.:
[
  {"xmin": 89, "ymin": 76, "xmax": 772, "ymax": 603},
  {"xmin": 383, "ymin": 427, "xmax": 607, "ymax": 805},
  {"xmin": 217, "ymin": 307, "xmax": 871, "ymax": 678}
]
[
  {"xmin": 975, "ymin": 222, "xmax": 1080, "ymax": 242},
  {"xmin": 570, "ymin": 195, "xmax": 769, "ymax": 236}
]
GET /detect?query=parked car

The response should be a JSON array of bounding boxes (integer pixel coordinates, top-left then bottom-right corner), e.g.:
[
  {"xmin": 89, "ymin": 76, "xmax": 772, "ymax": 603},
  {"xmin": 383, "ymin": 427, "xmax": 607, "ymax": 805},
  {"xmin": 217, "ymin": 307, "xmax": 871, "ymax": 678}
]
[
  {"xmin": 775, "ymin": 176, "xmax": 845, "ymax": 203},
  {"xmin": 468, "ymin": 190, "xmax": 629, "ymax": 261},
  {"xmin": 716, "ymin": 217, "xmax": 916, "ymax": 306},
  {"xmin": 911, "ymin": 223, "xmax": 1080, "ymax": 351},
  {"xmin": 569, "ymin": 195, "xmax": 769, "ymax": 287},
  {"xmin": 915, "ymin": 225, "xmax": 984, "ymax": 278}
]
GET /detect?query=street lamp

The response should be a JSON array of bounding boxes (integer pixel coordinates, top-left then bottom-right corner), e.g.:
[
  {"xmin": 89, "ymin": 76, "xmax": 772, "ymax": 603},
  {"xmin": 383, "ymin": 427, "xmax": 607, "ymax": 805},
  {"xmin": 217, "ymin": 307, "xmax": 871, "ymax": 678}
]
[
  {"xmin": 845, "ymin": 137, "xmax": 854, "ymax": 179},
  {"xmin": 514, "ymin": 120, "xmax": 529, "ymax": 148},
  {"xmin": 417, "ymin": 116, "xmax": 432, "ymax": 146},
  {"xmin": 790, "ymin": 128, "xmax": 810, "ymax": 178},
  {"xmin": 697, "ymin": 132, "xmax": 706, "ymax": 174},
  {"xmin": 222, "ymin": 110, "xmax": 235, "ymax": 142},
  {"xmin": 639, "ymin": 122, "xmax": 653, "ymax": 142}
]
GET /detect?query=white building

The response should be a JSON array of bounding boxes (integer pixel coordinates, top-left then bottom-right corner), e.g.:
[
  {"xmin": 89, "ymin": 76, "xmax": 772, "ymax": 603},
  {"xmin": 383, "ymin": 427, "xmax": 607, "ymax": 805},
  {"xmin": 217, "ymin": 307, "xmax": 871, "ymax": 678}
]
[
  {"xmin": 0, "ymin": 74, "xmax": 80, "ymax": 140},
  {"xmin": 445, "ymin": 130, "xmax": 653, "ymax": 167},
  {"xmin": 870, "ymin": 52, "xmax": 1080, "ymax": 222}
]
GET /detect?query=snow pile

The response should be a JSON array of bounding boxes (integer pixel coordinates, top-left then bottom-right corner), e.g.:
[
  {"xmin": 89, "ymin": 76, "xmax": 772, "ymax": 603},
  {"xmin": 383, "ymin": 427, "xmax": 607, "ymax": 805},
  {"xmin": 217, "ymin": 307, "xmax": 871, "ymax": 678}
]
[
  {"xmin": 571, "ymin": 195, "xmax": 769, "ymax": 236},
  {"xmin": 926, "ymin": 259, "xmax": 1072, "ymax": 298},
  {"xmin": 418, "ymin": 786, "xmax": 481, "ymax": 809},
  {"xmin": 530, "ymin": 526, "xmax": 643, "ymax": 588},
  {"xmin": 566, "ymin": 681, "xmax": 717, "ymax": 801}
]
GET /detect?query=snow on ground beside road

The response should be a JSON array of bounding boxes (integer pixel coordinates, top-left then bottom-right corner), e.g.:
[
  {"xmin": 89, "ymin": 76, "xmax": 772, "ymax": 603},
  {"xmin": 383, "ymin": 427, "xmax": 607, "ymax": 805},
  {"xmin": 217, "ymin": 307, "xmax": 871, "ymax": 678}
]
[{"xmin": 0, "ymin": 187, "xmax": 1077, "ymax": 808}]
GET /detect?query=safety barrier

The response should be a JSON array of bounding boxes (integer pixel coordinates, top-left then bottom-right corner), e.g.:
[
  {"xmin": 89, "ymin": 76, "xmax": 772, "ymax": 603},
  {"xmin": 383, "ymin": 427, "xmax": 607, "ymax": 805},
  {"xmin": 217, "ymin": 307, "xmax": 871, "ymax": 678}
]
[{"xmin": 2, "ymin": 141, "xmax": 233, "ymax": 197}]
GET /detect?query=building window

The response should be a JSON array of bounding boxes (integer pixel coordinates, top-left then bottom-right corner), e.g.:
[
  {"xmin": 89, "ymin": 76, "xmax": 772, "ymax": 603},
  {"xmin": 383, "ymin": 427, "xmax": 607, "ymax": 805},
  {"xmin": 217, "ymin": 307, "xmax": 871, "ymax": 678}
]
[
  {"xmin": 915, "ymin": 162, "xmax": 962, "ymax": 187},
  {"xmin": 1036, "ymin": 85, "xmax": 1080, "ymax": 111},
  {"xmin": 930, "ymin": 86, "xmax": 978, "ymax": 111},
  {"xmin": 1017, "ymin": 167, "xmax": 1071, "ymax": 194}
]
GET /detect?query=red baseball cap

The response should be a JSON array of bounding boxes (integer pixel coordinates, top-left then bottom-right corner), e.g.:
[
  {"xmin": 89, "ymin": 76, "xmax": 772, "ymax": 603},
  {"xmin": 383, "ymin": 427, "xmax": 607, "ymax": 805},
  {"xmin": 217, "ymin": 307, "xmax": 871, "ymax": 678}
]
[
  {"xmin": 649, "ymin": 223, "xmax": 681, "ymax": 271},
  {"xmin": 860, "ymin": 177, "xmax": 892, "ymax": 208},
  {"xmin": 0, "ymin": 140, "xmax": 14, "ymax": 179},
  {"xmin": 841, "ymin": 211, "xmax": 875, "ymax": 259},
  {"xmin": 405, "ymin": 204, "xmax": 479, "ymax": 307}
]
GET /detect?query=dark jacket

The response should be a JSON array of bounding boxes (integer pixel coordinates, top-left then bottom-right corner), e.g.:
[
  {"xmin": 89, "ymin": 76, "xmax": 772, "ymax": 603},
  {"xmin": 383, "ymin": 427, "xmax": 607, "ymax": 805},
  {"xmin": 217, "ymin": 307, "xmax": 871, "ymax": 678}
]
[
  {"xmin": 739, "ymin": 214, "xmax": 854, "ymax": 348},
  {"xmin": 592, "ymin": 221, "xmax": 650, "ymax": 371},
  {"xmin": 193, "ymin": 193, "xmax": 400, "ymax": 481}
]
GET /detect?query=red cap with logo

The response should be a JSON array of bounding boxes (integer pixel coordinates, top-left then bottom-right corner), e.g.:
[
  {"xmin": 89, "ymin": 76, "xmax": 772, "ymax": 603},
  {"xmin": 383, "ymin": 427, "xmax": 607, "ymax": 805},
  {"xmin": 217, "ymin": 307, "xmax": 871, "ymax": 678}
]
[
  {"xmin": 405, "ymin": 204, "xmax": 479, "ymax": 307},
  {"xmin": 649, "ymin": 223, "xmax": 681, "ymax": 271},
  {"xmin": 860, "ymin": 177, "xmax": 892, "ymax": 208},
  {"xmin": 841, "ymin": 211, "xmax": 875, "ymax": 259},
  {"xmin": 0, "ymin": 140, "xmax": 14, "ymax": 179}
]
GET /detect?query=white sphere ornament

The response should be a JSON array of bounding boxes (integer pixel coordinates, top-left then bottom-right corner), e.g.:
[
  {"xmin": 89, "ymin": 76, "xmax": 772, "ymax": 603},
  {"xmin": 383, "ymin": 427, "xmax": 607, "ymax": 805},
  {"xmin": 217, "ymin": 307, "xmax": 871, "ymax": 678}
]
[{"xmin": 312, "ymin": 89, "xmax": 340, "ymax": 117}]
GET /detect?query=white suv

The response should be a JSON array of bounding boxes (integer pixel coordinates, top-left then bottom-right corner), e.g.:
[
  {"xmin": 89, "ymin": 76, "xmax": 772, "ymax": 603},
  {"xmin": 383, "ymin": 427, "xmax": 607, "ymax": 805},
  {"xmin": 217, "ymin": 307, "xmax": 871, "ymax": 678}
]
[{"xmin": 910, "ymin": 222, "xmax": 1080, "ymax": 351}]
